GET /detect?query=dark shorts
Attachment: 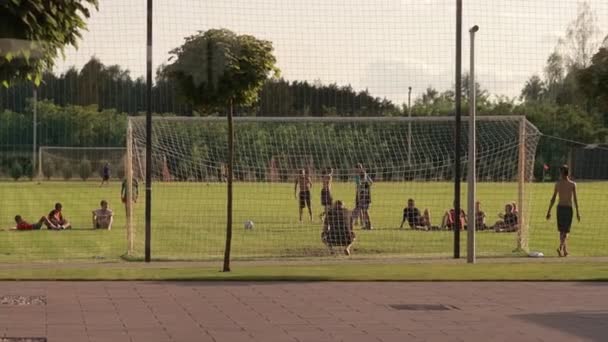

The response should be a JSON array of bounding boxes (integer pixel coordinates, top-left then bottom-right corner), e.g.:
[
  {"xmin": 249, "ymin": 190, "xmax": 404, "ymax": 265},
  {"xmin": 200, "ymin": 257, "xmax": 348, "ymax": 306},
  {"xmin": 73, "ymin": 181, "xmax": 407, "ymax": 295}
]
[
  {"xmin": 32, "ymin": 222, "xmax": 42, "ymax": 230},
  {"xmin": 299, "ymin": 190, "xmax": 311, "ymax": 208},
  {"xmin": 321, "ymin": 188, "xmax": 332, "ymax": 206},
  {"xmin": 557, "ymin": 205, "xmax": 573, "ymax": 233},
  {"xmin": 103, "ymin": 175, "xmax": 110, "ymax": 181},
  {"xmin": 356, "ymin": 202, "xmax": 370, "ymax": 211}
]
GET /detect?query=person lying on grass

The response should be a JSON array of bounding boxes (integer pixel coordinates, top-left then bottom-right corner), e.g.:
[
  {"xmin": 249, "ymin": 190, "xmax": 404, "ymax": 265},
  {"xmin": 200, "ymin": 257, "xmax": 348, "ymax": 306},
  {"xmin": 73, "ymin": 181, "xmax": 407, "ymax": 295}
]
[
  {"xmin": 12, "ymin": 215, "xmax": 58, "ymax": 230},
  {"xmin": 492, "ymin": 203, "xmax": 518, "ymax": 233},
  {"xmin": 47, "ymin": 202, "xmax": 71, "ymax": 230},
  {"xmin": 92, "ymin": 200, "xmax": 114, "ymax": 230}
]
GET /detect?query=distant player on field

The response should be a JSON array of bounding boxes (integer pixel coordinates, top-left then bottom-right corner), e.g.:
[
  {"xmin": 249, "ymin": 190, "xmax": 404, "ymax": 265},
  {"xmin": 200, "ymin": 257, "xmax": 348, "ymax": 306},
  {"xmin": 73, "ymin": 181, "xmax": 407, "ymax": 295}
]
[
  {"xmin": 546, "ymin": 165, "xmax": 580, "ymax": 257},
  {"xmin": 320, "ymin": 168, "xmax": 333, "ymax": 219},
  {"xmin": 352, "ymin": 166, "xmax": 373, "ymax": 230},
  {"xmin": 92, "ymin": 200, "xmax": 114, "ymax": 230},
  {"xmin": 100, "ymin": 162, "xmax": 110, "ymax": 187},
  {"xmin": 294, "ymin": 169, "xmax": 313, "ymax": 223}
]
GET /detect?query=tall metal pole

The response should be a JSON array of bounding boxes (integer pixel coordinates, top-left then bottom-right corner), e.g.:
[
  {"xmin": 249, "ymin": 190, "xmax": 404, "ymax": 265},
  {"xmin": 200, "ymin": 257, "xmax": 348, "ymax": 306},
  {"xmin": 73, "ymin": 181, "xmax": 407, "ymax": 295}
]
[
  {"xmin": 407, "ymin": 86, "xmax": 412, "ymax": 166},
  {"xmin": 467, "ymin": 25, "xmax": 479, "ymax": 264},
  {"xmin": 145, "ymin": 0, "xmax": 153, "ymax": 262},
  {"xmin": 32, "ymin": 88, "xmax": 37, "ymax": 180},
  {"xmin": 454, "ymin": 0, "xmax": 463, "ymax": 259}
]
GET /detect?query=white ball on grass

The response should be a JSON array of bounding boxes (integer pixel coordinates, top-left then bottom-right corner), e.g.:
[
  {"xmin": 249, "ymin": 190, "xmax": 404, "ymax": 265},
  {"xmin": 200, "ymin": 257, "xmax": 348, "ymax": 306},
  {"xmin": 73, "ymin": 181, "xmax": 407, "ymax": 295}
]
[
  {"xmin": 528, "ymin": 251, "xmax": 544, "ymax": 257},
  {"xmin": 244, "ymin": 220, "xmax": 254, "ymax": 230}
]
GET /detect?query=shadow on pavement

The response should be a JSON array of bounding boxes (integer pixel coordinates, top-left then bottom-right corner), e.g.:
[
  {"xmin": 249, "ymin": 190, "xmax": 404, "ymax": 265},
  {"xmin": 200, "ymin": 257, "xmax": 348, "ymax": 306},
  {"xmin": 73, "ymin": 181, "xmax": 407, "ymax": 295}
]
[{"xmin": 513, "ymin": 311, "xmax": 608, "ymax": 341}]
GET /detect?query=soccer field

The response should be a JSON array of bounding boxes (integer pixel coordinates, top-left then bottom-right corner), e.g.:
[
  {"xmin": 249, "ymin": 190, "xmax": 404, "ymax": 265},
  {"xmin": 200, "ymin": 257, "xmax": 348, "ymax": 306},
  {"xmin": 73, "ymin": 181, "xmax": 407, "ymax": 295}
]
[{"xmin": 0, "ymin": 181, "xmax": 605, "ymax": 262}]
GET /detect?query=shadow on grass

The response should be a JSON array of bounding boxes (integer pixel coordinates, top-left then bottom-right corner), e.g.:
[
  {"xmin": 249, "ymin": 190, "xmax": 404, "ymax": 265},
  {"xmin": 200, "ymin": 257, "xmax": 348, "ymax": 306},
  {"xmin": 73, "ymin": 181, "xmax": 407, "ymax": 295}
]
[{"xmin": 513, "ymin": 311, "xmax": 608, "ymax": 341}]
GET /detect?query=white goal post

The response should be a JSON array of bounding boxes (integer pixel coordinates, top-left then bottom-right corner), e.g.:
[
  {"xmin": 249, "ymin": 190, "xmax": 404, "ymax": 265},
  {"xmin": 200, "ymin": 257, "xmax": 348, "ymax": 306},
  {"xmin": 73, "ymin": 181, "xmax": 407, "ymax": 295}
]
[{"xmin": 126, "ymin": 115, "xmax": 540, "ymax": 259}]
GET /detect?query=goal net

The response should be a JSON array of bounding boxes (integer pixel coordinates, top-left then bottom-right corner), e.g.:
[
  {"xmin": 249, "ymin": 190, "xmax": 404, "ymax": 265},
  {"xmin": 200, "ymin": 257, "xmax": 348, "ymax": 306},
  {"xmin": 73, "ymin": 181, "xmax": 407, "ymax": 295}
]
[
  {"xmin": 127, "ymin": 116, "xmax": 541, "ymax": 260},
  {"xmin": 38, "ymin": 146, "xmax": 127, "ymax": 181}
]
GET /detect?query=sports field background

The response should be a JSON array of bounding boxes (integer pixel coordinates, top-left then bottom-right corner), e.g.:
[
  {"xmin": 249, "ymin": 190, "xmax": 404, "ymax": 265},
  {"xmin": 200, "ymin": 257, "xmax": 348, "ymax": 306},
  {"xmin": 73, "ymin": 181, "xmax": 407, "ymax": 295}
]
[{"xmin": 0, "ymin": 180, "xmax": 604, "ymax": 262}]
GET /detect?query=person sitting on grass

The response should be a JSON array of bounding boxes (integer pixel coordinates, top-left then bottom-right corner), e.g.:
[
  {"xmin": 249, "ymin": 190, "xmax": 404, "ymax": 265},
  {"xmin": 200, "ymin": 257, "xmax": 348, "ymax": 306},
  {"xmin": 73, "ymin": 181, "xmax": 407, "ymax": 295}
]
[
  {"xmin": 47, "ymin": 202, "xmax": 71, "ymax": 230},
  {"xmin": 12, "ymin": 215, "xmax": 57, "ymax": 230},
  {"xmin": 322, "ymin": 200, "xmax": 356, "ymax": 256},
  {"xmin": 399, "ymin": 198, "xmax": 432, "ymax": 230},
  {"xmin": 92, "ymin": 200, "xmax": 114, "ymax": 230},
  {"xmin": 441, "ymin": 203, "xmax": 467, "ymax": 230},
  {"xmin": 492, "ymin": 203, "xmax": 518, "ymax": 233},
  {"xmin": 475, "ymin": 201, "xmax": 488, "ymax": 230}
]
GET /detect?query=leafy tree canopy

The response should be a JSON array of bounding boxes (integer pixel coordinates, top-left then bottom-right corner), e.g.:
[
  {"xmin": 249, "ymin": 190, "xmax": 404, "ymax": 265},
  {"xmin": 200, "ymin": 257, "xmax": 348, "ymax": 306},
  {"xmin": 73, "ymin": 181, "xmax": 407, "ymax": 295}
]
[
  {"xmin": 0, "ymin": 0, "xmax": 98, "ymax": 87},
  {"xmin": 164, "ymin": 28, "xmax": 279, "ymax": 113}
]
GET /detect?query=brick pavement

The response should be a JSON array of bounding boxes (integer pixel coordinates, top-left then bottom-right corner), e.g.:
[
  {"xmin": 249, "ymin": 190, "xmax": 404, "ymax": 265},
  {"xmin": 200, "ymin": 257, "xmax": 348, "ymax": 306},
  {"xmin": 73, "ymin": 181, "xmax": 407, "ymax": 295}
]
[{"xmin": 0, "ymin": 281, "xmax": 606, "ymax": 342}]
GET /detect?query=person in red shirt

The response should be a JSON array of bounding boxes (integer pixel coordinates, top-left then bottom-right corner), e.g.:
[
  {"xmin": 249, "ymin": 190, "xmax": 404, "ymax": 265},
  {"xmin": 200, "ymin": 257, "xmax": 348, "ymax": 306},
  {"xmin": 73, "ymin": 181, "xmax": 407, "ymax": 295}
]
[
  {"xmin": 47, "ymin": 203, "xmax": 71, "ymax": 230},
  {"xmin": 14, "ymin": 215, "xmax": 56, "ymax": 230}
]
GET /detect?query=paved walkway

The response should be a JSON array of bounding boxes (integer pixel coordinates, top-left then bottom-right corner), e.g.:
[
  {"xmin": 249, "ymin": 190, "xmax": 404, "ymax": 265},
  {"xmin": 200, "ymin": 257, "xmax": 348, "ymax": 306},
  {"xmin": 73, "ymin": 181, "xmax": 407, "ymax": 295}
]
[{"xmin": 0, "ymin": 281, "xmax": 606, "ymax": 342}]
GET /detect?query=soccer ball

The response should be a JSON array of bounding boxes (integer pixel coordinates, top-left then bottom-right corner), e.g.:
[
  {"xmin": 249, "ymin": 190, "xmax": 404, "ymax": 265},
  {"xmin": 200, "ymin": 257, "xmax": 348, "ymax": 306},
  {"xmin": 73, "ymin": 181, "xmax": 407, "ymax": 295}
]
[
  {"xmin": 528, "ymin": 251, "xmax": 544, "ymax": 257},
  {"xmin": 244, "ymin": 220, "xmax": 254, "ymax": 230}
]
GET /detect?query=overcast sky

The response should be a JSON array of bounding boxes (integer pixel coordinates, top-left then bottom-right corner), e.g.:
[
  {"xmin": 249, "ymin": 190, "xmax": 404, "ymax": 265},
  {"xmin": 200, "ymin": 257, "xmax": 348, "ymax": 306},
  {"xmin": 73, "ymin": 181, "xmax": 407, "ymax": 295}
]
[{"xmin": 55, "ymin": 0, "xmax": 608, "ymax": 104}]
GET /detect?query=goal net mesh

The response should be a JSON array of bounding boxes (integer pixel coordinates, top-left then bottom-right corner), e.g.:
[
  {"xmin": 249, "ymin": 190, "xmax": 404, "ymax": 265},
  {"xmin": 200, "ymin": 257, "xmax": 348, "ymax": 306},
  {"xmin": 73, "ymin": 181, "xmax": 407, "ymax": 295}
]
[{"xmin": 128, "ymin": 116, "xmax": 540, "ymax": 260}]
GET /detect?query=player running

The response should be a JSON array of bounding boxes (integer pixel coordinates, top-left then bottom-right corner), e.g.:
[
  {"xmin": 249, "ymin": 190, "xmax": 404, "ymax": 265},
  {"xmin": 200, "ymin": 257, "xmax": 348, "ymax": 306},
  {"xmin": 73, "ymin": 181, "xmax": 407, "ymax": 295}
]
[{"xmin": 100, "ymin": 162, "xmax": 110, "ymax": 187}]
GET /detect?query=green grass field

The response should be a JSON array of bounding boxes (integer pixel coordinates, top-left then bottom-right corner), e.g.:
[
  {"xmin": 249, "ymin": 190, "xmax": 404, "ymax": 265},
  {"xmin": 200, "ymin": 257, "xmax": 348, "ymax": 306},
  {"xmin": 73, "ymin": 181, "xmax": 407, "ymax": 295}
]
[{"xmin": 0, "ymin": 180, "xmax": 606, "ymax": 262}]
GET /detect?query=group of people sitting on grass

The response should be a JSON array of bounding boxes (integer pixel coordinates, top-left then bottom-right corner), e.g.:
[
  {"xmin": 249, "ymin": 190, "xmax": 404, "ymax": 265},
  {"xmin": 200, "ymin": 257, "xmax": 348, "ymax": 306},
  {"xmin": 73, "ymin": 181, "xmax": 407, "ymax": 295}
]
[
  {"xmin": 398, "ymin": 199, "xmax": 519, "ymax": 233},
  {"xmin": 11, "ymin": 200, "xmax": 114, "ymax": 231}
]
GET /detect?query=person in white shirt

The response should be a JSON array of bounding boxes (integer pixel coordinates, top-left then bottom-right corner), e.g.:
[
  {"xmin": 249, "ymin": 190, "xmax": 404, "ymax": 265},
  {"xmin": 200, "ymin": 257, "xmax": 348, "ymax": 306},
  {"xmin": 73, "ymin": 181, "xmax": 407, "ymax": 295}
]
[{"xmin": 92, "ymin": 200, "xmax": 114, "ymax": 230}]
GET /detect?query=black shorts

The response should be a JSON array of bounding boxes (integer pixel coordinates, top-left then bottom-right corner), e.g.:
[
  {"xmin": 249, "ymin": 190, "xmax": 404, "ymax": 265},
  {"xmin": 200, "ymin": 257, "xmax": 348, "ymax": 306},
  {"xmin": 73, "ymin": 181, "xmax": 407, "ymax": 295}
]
[
  {"xmin": 299, "ymin": 191, "xmax": 311, "ymax": 208},
  {"xmin": 32, "ymin": 222, "xmax": 43, "ymax": 230},
  {"xmin": 321, "ymin": 188, "xmax": 332, "ymax": 206},
  {"xmin": 103, "ymin": 175, "xmax": 110, "ymax": 181},
  {"xmin": 557, "ymin": 205, "xmax": 573, "ymax": 233}
]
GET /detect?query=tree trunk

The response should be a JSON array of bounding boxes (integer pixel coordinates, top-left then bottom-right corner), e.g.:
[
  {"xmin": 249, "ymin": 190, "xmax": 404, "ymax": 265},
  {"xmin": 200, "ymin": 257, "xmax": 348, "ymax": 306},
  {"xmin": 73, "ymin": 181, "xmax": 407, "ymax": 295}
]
[{"xmin": 223, "ymin": 101, "xmax": 234, "ymax": 272}]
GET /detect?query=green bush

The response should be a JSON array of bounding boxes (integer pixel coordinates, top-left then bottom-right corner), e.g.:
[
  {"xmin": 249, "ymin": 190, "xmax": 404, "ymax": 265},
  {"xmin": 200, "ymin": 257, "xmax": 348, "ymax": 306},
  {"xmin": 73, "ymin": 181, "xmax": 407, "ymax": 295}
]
[
  {"xmin": 62, "ymin": 162, "xmax": 73, "ymax": 180},
  {"xmin": 42, "ymin": 158, "xmax": 55, "ymax": 180},
  {"xmin": 9, "ymin": 161, "xmax": 23, "ymax": 181},
  {"xmin": 79, "ymin": 159, "xmax": 92, "ymax": 180}
]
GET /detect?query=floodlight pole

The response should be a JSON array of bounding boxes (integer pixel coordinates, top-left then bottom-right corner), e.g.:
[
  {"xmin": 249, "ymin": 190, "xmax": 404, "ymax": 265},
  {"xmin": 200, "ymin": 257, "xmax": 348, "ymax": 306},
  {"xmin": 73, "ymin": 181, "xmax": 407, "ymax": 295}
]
[
  {"xmin": 454, "ymin": 0, "xmax": 463, "ymax": 259},
  {"xmin": 467, "ymin": 25, "xmax": 479, "ymax": 264},
  {"xmin": 407, "ymin": 86, "xmax": 412, "ymax": 166},
  {"xmin": 144, "ymin": 0, "xmax": 153, "ymax": 262}
]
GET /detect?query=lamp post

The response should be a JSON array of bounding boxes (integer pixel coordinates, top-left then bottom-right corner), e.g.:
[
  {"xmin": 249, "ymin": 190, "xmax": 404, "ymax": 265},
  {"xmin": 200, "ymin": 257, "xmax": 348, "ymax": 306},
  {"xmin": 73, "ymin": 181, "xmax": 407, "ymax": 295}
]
[{"xmin": 467, "ymin": 25, "xmax": 479, "ymax": 264}]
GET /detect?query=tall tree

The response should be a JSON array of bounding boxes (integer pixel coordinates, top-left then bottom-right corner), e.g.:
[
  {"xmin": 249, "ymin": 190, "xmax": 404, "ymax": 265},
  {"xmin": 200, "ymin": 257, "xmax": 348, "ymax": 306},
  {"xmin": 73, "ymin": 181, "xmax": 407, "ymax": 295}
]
[
  {"xmin": 0, "ymin": 0, "xmax": 98, "ymax": 87},
  {"xmin": 520, "ymin": 75, "xmax": 545, "ymax": 102},
  {"xmin": 559, "ymin": 1, "xmax": 601, "ymax": 70},
  {"xmin": 164, "ymin": 29, "xmax": 278, "ymax": 272}
]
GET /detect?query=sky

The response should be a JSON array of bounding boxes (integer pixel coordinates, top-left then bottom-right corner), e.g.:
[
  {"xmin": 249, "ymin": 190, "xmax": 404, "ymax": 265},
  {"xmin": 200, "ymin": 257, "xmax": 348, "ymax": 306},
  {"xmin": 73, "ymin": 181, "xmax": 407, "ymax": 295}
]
[{"xmin": 54, "ymin": 0, "xmax": 608, "ymax": 105}]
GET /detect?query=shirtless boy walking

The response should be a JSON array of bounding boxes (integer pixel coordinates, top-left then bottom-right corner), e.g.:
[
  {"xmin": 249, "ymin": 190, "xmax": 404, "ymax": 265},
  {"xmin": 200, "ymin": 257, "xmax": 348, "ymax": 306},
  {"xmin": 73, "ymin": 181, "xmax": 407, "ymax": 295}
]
[{"xmin": 546, "ymin": 165, "xmax": 580, "ymax": 257}]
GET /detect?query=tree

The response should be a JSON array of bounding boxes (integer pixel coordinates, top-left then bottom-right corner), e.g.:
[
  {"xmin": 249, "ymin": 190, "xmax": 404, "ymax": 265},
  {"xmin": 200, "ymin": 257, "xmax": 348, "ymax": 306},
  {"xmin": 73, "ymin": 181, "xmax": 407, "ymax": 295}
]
[
  {"xmin": 79, "ymin": 158, "xmax": 92, "ymax": 180},
  {"xmin": 164, "ymin": 28, "xmax": 278, "ymax": 272},
  {"xmin": 578, "ymin": 47, "xmax": 608, "ymax": 125},
  {"xmin": 559, "ymin": 1, "xmax": 601, "ymax": 70},
  {"xmin": 544, "ymin": 51, "xmax": 565, "ymax": 100},
  {"xmin": 520, "ymin": 75, "xmax": 545, "ymax": 102},
  {"xmin": 9, "ymin": 161, "xmax": 23, "ymax": 181},
  {"xmin": 0, "ymin": 0, "xmax": 98, "ymax": 87},
  {"xmin": 164, "ymin": 29, "xmax": 279, "ymax": 114}
]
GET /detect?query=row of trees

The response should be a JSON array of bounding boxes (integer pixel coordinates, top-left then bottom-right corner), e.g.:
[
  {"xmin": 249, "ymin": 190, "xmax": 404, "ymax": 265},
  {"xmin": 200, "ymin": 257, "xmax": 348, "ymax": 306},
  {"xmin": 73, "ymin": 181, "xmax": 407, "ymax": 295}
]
[{"xmin": 0, "ymin": 58, "xmax": 400, "ymax": 117}]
